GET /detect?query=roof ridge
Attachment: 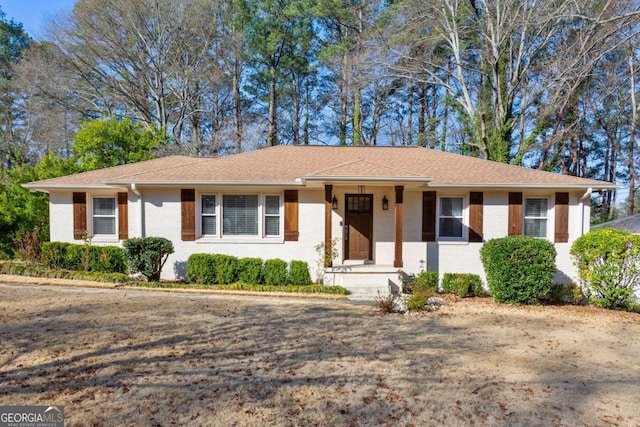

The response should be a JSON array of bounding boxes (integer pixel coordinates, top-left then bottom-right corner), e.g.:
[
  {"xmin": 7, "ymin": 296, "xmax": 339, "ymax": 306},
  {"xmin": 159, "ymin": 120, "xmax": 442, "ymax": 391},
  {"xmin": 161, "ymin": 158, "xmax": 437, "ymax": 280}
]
[{"xmin": 105, "ymin": 156, "xmax": 209, "ymax": 181}]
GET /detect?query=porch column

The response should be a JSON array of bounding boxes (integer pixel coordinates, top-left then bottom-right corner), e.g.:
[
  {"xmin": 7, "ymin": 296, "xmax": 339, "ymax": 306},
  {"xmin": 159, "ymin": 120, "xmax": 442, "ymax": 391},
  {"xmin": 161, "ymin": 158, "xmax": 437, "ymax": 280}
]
[
  {"xmin": 394, "ymin": 185, "xmax": 404, "ymax": 268},
  {"xmin": 325, "ymin": 184, "xmax": 333, "ymax": 267}
]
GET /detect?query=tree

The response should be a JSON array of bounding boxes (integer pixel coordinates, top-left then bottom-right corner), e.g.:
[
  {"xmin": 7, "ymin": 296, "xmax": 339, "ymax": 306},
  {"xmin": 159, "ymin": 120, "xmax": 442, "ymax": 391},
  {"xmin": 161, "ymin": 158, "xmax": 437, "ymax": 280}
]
[{"xmin": 72, "ymin": 117, "xmax": 168, "ymax": 171}]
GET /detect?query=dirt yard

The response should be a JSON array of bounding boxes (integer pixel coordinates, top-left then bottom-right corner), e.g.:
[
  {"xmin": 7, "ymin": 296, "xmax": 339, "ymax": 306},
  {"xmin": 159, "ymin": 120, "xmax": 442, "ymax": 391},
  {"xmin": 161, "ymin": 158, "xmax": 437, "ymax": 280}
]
[{"xmin": 0, "ymin": 283, "xmax": 638, "ymax": 426}]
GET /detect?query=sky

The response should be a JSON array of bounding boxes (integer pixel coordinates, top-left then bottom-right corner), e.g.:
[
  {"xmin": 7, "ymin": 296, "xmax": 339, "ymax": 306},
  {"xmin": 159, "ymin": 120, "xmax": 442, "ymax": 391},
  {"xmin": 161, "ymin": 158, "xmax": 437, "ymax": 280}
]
[{"xmin": 1, "ymin": 0, "xmax": 76, "ymax": 39}]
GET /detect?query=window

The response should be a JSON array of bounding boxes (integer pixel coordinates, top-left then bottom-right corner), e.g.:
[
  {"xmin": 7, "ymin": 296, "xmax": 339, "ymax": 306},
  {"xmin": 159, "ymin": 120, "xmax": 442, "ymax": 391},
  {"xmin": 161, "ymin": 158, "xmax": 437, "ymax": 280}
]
[
  {"xmin": 524, "ymin": 198, "xmax": 548, "ymax": 238},
  {"xmin": 93, "ymin": 197, "xmax": 116, "ymax": 235},
  {"xmin": 439, "ymin": 197, "xmax": 463, "ymax": 238},
  {"xmin": 201, "ymin": 195, "xmax": 217, "ymax": 236},
  {"xmin": 264, "ymin": 195, "xmax": 280, "ymax": 236},
  {"xmin": 223, "ymin": 195, "xmax": 258, "ymax": 235}
]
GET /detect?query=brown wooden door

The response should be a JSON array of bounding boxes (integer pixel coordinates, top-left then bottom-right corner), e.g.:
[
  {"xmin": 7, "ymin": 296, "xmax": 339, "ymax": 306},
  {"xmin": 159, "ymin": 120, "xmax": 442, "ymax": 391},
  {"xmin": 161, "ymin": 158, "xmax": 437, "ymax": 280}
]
[{"xmin": 345, "ymin": 194, "xmax": 373, "ymax": 260}]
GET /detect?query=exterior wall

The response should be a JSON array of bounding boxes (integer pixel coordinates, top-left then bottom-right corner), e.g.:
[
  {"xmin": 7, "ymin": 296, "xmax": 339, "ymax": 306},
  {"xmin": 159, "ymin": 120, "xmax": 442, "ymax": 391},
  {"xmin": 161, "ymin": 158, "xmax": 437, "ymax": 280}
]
[{"xmin": 48, "ymin": 185, "xmax": 589, "ymax": 286}]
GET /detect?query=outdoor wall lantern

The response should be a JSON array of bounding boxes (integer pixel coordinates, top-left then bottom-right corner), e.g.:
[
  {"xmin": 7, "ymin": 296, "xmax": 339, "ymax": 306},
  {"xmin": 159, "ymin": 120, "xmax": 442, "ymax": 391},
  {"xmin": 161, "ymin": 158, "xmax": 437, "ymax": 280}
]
[
  {"xmin": 382, "ymin": 196, "xmax": 389, "ymax": 210},
  {"xmin": 332, "ymin": 195, "xmax": 338, "ymax": 210}
]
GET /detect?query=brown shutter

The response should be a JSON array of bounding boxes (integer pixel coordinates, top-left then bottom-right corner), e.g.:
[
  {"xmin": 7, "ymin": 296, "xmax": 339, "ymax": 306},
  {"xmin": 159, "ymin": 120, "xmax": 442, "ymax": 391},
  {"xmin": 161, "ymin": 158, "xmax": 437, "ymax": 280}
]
[
  {"xmin": 284, "ymin": 190, "xmax": 299, "ymax": 241},
  {"xmin": 554, "ymin": 192, "xmax": 569, "ymax": 243},
  {"xmin": 469, "ymin": 191, "xmax": 483, "ymax": 242},
  {"xmin": 73, "ymin": 192, "xmax": 87, "ymax": 240},
  {"xmin": 508, "ymin": 192, "xmax": 523, "ymax": 235},
  {"xmin": 117, "ymin": 192, "xmax": 129, "ymax": 240},
  {"xmin": 181, "ymin": 189, "xmax": 196, "ymax": 241},
  {"xmin": 422, "ymin": 191, "xmax": 436, "ymax": 242}
]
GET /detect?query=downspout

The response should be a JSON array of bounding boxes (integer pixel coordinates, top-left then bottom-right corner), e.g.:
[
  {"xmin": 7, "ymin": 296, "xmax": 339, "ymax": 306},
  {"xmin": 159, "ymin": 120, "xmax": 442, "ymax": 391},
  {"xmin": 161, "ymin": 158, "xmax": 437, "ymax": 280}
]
[
  {"xmin": 579, "ymin": 187, "xmax": 593, "ymax": 236},
  {"xmin": 131, "ymin": 183, "xmax": 144, "ymax": 237}
]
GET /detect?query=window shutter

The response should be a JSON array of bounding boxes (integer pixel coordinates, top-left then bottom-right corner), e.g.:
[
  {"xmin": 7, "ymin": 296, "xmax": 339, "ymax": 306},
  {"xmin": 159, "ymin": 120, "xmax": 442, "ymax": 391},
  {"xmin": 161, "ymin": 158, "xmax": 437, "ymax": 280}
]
[
  {"xmin": 73, "ymin": 192, "xmax": 87, "ymax": 240},
  {"xmin": 284, "ymin": 190, "xmax": 299, "ymax": 241},
  {"xmin": 554, "ymin": 192, "xmax": 569, "ymax": 243},
  {"xmin": 508, "ymin": 192, "xmax": 523, "ymax": 235},
  {"xmin": 117, "ymin": 192, "xmax": 129, "ymax": 240},
  {"xmin": 469, "ymin": 192, "xmax": 483, "ymax": 242},
  {"xmin": 422, "ymin": 191, "xmax": 436, "ymax": 242},
  {"xmin": 181, "ymin": 189, "xmax": 196, "ymax": 241}
]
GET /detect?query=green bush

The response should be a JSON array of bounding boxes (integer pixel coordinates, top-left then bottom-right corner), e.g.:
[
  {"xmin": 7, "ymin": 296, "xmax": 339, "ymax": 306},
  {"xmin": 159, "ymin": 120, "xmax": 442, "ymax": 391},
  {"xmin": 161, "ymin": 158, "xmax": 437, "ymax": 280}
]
[
  {"xmin": 481, "ymin": 235, "xmax": 556, "ymax": 304},
  {"xmin": 571, "ymin": 228, "xmax": 640, "ymax": 309},
  {"xmin": 212, "ymin": 254, "xmax": 238, "ymax": 284},
  {"xmin": 123, "ymin": 237, "xmax": 174, "ymax": 281},
  {"xmin": 264, "ymin": 258, "xmax": 288, "ymax": 285},
  {"xmin": 41, "ymin": 241, "xmax": 126, "ymax": 273},
  {"xmin": 406, "ymin": 289, "xmax": 436, "ymax": 312},
  {"xmin": 288, "ymin": 260, "xmax": 311, "ymax": 285},
  {"xmin": 186, "ymin": 253, "xmax": 217, "ymax": 284},
  {"xmin": 0, "ymin": 260, "xmax": 128, "ymax": 283},
  {"xmin": 238, "ymin": 258, "xmax": 263, "ymax": 284},
  {"xmin": 442, "ymin": 273, "xmax": 484, "ymax": 298},
  {"xmin": 413, "ymin": 271, "xmax": 439, "ymax": 292}
]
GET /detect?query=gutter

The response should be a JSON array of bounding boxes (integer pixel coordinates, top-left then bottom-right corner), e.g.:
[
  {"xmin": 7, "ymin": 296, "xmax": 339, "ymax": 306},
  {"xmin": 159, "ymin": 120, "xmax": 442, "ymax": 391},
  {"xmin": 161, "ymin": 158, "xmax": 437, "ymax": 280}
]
[
  {"xmin": 131, "ymin": 183, "xmax": 144, "ymax": 238},
  {"xmin": 579, "ymin": 187, "xmax": 593, "ymax": 235}
]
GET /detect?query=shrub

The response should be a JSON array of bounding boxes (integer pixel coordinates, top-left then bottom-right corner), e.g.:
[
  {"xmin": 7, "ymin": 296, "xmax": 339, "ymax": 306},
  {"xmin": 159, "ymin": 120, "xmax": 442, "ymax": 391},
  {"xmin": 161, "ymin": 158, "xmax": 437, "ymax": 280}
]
[
  {"xmin": 442, "ymin": 273, "xmax": 484, "ymax": 298},
  {"xmin": 406, "ymin": 288, "xmax": 437, "ymax": 312},
  {"xmin": 571, "ymin": 228, "xmax": 640, "ymax": 309},
  {"xmin": 212, "ymin": 254, "xmax": 238, "ymax": 284},
  {"xmin": 186, "ymin": 254, "xmax": 217, "ymax": 284},
  {"xmin": 123, "ymin": 237, "xmax": 174, "ymax": 281},
  {"xmin": 481, "ymin": 235, "xmax": 556, "ymax": 304},
  {"xmin": 238, "ymin": 258, "xmax": 263, "ymax": 284},
  {"xmin": 264, "ymin": 258, "xmax": 288, "ymax": 285},
  {"xmin": 288, "ymin": 260, "xmax": 311, "ymax": 286},
  {"xmin": 41, "ymin": 241, "xmax": 126, "ymax": 273},
  {"xmin": 13, "ymin": 228, "xmax": 43, "ymax": 263},
  {"xmin": 413, "ymin": 271, "xmax": 439, "ymax": 292}
]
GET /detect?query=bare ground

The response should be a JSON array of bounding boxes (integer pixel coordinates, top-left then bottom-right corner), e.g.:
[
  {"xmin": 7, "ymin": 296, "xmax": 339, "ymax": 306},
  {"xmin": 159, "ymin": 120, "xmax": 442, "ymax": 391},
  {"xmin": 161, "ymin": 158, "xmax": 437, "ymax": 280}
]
[{"xmin": 0, "ymin": 284, "xmax": 638, "ymax": 427}]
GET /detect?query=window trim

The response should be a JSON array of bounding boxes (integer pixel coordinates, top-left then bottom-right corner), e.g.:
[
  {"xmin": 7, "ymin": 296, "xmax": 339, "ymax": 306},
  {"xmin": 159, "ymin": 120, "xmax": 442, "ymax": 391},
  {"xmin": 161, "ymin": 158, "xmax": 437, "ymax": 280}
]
[
  {"xmin": 437, "ymin": 195, "xmax": 467, "ymax": 241},
  {"xmin": 200, "ymin": 194, "xmax": 218, "ymax": 237},
  {"xmin": 523, "ymin": 197, "xmax": 549, "ymax": 239},
  {"xmin": 196, "ymin": 191, "xmax": 284, "ymax": 241},
  {"xmin": 90, "ymin": 196, "xmax": 117, "ymax": 238}
]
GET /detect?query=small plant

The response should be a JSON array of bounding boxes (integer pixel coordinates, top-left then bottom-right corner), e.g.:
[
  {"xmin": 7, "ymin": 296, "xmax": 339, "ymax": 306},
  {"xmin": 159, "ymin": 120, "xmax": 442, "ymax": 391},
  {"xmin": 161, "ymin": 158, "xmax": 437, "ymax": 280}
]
[
  {"xmin": 314, "ymin": 238, "xmax": 340, "ymax": 282},
  {"xmin": 406, "ymin": 290, "xmax": 432, "ymax": 312},
  {"xmin": 481, "ymin": 235, "xmax": 556, "ymax": 305},
  {"xmin": 123, "ymin": 237, "xmax": 174, "ymax": 282},
  {"xmin": 442, "ymin": 273, "xmax": 484, "ymax": 298},
  {"xmin": 186, "ymin": 253, "xmax": 216, "ymax": 284},
  {"xmin": 238, "ymin": 257, "xmax": 263, "ymax": 284},
  {"xmin": 264, "ymin": 258, "xmax": 288, "ymax": 285},
  {"xmin": 375, "ymin": 293, "xmax": 397, "ymax": 314},
  {"xmin": 288, "ymin": 260, "xmax": 311, "ymax": 285},
  {"xmin": 212, "ymin": 254, "xmax": 238, "ymax": 284},
  {"xmin": 12, "ymin": 228, "xmax": 43, "ymax": 263}
]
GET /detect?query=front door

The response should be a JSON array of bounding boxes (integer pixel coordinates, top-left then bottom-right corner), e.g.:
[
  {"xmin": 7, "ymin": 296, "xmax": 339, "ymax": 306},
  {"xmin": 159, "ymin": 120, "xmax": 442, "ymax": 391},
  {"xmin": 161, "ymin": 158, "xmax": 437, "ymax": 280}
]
[{"xmin": 345, "ymin": 194, "xmax": 373, "ymax": 260}]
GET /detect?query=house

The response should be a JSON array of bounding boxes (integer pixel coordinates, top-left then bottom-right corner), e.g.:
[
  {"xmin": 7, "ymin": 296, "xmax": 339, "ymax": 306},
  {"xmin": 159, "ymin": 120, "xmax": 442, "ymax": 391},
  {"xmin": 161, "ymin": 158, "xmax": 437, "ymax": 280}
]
[
  {"xmin": 591, "ymin": 213, "xmax": 640, "ymax": 234},
  {"xmin": 24, "ymin": 145, "xmax": 616, "ymax": 298}
]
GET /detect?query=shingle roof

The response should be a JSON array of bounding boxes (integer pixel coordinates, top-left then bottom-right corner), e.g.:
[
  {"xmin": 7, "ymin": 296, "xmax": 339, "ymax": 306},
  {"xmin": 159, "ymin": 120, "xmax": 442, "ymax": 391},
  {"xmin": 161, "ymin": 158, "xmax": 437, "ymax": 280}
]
[
  {"xmin": 24, "ymin": 145, "xmax": 616, "ymax": 190},
  {"xmin": 591, "ymin": 214, "xmax": 640, "ymax": 233}
]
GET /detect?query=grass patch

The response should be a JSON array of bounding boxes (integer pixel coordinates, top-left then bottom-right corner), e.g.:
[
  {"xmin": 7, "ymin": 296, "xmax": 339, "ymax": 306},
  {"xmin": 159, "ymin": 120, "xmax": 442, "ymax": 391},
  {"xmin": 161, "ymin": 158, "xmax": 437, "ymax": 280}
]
[{"xmin": 126, "ymin": 280, "xmax": 350, "ymax": 295}]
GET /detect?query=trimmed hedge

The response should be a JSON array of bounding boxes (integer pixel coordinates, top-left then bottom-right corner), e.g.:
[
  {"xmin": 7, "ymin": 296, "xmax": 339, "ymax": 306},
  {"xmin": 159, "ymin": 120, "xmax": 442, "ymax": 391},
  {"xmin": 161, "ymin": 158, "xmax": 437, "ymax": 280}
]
[
  {"xmin": 123, "ymin": 237, "xmax": 174, "ymax": 281},
  {"xmin": 186, "ymin": 254, "xmax": 217, "ymax": 284},
  {"xmin": 442, "ymin": 273, "xmax": 484, "ymax": 298},
  {"xmin": 212, "ymin": 254, "xmax": 238, "ymax": 284},
  {"xmin": 41, "ymin": 241, "xmax": 126, "ymax": 274},
  {"xmin": 413, "ymin": 271, "xmax": 439, "ymax": 292},
  {"xmin": 264, "ymin": 259, "xmax": 288, "ymax": 285},
  {"xmin": 288, "ymin": 260, "xmax": 311, "ymax": 285},
  {"xmin": 481, "ymin": 235, "xmax": 556, "ymax": 304},
  {"xmin": 571, "ymin": 228, "xmax": 640, "ymax": 309},
  {"xmin": 0, "ymin": 260, "xmax": 128, "ymax": 283},
  {"xmin": 238, "ymin": 258, "xmax": 263, "ymax": 284}
]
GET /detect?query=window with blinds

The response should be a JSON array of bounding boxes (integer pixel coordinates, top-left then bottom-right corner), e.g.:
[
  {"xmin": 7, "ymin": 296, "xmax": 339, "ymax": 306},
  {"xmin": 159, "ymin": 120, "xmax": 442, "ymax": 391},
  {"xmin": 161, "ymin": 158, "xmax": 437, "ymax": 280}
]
[
  {"xmin": 264, "ymin": 195, "xmax": 280, "ymax": 236},
  {"xmin": 439, "ymin": 197, "xmax": 463, "ymax": 238},
  {"xmin": 223, "ymin": 195, "xmax": 259, "ymax": 235},
  {"xmin": 524, "ymin": 198, "xmax": 548, "ymax": 238},
  {"xmin": 93, "ymin": 197, "xmax": 116, "ymax": 235},
  {"xmin": 201, "ymin": 195, "xmax": 217, "ymax": 235}
]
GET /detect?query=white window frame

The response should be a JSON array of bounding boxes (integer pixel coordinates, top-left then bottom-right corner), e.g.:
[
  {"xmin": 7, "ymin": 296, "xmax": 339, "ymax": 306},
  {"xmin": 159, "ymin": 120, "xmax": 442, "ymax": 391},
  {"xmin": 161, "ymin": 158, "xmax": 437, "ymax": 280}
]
[
  {"xmin": 200, "ymin": 194, "xmax": 218, "ymax": 237},
  {"xmin": 91, "ymin": 196, "xmax": 117, "ymax": 238},
  {"xmin": 437, "ymin": 195, "xmax": 466, "ymax": 241},
  {"xmin": 524, "ymin": 197, "xmax": 549, "ymax": 239},
  {"xmin": 196, "ymin": 191, "xmax": 283, "ymax": 241},
  {"xmin": 263, "ymin": 194, "xmax": 281, "ymax": 237}
]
